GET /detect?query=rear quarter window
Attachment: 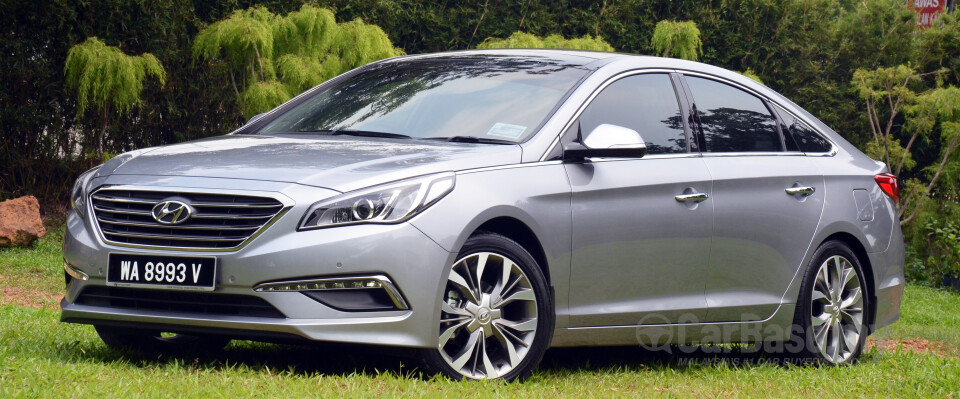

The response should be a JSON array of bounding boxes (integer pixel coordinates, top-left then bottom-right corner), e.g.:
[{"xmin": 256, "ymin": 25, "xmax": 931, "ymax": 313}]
[{"xmin": 773, "ymin": 104, "xmax": 833, "ymax": 154}]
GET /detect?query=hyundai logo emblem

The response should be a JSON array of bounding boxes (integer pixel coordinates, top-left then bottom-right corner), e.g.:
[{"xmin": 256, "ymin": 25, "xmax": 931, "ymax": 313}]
[{"xmin": 152, "ymin": 200, "xmax": 193, "ymax": 225}]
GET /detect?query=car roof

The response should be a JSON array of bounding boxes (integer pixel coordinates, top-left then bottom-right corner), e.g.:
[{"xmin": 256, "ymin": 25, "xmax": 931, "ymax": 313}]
[{"xmin": 393, "ymin": 48, "xmax": 636, "ymax": 69}]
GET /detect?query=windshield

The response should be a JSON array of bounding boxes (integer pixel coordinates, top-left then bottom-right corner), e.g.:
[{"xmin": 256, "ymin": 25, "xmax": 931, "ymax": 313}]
[{"xmin": 257, "ymin": 55, "xmax": 591, "ymax": 142}]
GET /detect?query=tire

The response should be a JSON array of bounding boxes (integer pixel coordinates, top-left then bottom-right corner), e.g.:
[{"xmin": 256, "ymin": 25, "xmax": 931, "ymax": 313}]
[
  {"xmin": 419, "ymin": 232, "xmax": 554, "ymax": 381},
  {"xmin": 790, "ymin": 240, "xmax": 870, "ymax": 365},
  {"xmin": 95, "ymin": 325, "xmax": 230, "ymax": 355}
]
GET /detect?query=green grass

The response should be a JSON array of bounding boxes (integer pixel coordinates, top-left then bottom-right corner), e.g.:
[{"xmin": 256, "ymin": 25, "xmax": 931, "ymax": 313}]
[
  {"xmin": 2, "ymin": 223, "xmax": 960, "ymax": 397},
  {"xmin": 874, "ymin": 285, "xmax": 960, "ymax": 351},
  {"xmin": 0, "ymin": 220, "xmax": 64, "ymax": 294}
]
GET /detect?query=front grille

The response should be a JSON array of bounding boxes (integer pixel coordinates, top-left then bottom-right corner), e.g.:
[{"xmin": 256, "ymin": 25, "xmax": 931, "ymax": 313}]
[
  {"xmin": 77, "ymin": 286, "xmax": 286, "ymax": 318},
  {"xmin": 90, "ymin": 189, "xmax": 286, "ymax": 250}
]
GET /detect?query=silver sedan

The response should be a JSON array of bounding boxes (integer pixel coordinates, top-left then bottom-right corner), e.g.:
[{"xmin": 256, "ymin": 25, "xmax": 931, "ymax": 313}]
[{"xmin": 61, "ymin": 49, "xmax": 905, "ymax": 381}]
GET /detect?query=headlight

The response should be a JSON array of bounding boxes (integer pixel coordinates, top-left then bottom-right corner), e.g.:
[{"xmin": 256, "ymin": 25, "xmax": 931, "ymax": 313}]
[
  {"xmin": 299, "ymin": 172, "xmax": 455, "ymax": 230},
  {"xmin": 70, "ymin": 166, "xmax": 101, "ymax": 217}
]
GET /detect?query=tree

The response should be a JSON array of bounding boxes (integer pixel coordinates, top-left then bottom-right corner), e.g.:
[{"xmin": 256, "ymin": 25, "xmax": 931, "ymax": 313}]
[
  {"xmin": 193, "ymin": 5, "xmax": 403, "ymax": 118},
  {"xmin": 64, "ymin": 37, "xmax": 166, "ymax": 159},
  {"xmin": 477, "ymin": 31, "xmax": 614, "ymax": 51},
  {"xmin": 740, "ymin": 68, "xmax": 764, "ymax": 84},
  {"xmin": 853, "ymin": 65, "xmax": 960, "ymax": 225},
  {"xmin": 650, "ymin": 20, "xmax": 702, "ymax": 61}
]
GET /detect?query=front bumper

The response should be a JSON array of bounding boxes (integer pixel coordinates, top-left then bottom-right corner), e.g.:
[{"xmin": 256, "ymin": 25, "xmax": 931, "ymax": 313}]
[{"xmin": 60, "ymin": 177, "xmax": 455, "ymax": 348}]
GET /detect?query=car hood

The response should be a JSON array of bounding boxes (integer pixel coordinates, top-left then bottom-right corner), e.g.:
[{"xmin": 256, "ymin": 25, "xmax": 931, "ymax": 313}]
[{"xmin": 103, "ymin": 134, "xmax": 522, "ymax": 192}]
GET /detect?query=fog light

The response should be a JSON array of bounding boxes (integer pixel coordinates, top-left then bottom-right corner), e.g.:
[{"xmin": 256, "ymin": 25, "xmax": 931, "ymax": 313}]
[
  {"xmin": 253, "ymin": 275, "xmax": 406, "ymax": 310},
  {"xmin": 64, "ymin": 260, "xmax": 89, "ymax": 281}
]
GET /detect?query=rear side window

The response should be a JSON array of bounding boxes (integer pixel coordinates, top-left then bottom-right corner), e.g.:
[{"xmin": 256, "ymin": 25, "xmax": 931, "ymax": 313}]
[
  {"xmin": 579, "ymin": 73, "xmax": 686, "ymax": 155},
  {"xmin": 779, "ymin": 110, "xmax": 832, "ymax": 154},
  {"xmin": 685, "ymin": 76, "xmax": 782, "ymax": 153}
]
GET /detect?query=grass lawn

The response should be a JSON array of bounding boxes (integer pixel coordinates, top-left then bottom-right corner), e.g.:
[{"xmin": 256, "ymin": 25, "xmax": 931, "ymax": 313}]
[{"xmin": 1, "ymin": 223, "xmax": 959, "ymax": 397}]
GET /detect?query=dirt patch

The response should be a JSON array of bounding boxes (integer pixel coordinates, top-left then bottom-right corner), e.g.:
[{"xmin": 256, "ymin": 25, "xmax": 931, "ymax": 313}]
[
  {"xmin": 0, "ymin": 287, "xmax": 61, "ymax": 310},
  {"xmin": 868, "ymin": 338, "xmax": 954, "ymax": 358}
]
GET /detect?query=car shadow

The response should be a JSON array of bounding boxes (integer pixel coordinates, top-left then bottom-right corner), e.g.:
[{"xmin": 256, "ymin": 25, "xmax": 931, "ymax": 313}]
[{"xmin": 80, "ymin": 340, "xmax": 816, "ymax": 380}]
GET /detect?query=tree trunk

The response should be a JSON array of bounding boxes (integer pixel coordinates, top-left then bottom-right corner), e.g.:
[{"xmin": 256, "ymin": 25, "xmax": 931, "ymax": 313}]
[
  {"xmin": 98, "ymin": 103, "xmax": 110, "ymax": 160},
  {"xmin": 901, "ymin": 135, "xmax": 959, "ymax": 226}
]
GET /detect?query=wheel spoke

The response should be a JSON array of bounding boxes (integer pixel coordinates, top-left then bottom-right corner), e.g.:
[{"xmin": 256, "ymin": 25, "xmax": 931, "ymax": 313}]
[
  {"xmin": 495, "ymin": 287, "xmax": 535, "ymax": 308},
  {"xmin": 490, "ymin": 260, "xmax": 516, "ymax": 304},
  {"xmin": 492, "ymin": 323, "xmax": 522, "ymax": 367},
  {"xmin": 438, "ymin": 319, "xmax": 470, "ymax": 349},
  {"xmin": 817, "ymin": 265, "xmax": 831, "ymax": 299},
  {"xmin": 480, "ymin": 339, "xmax": 499, "ymax": 379},
  {"xmin": 441, "ymin": 299, "xmax": 471, "ymax": 317},
  {"xmin": 814, "ymin": 318, "xmax": 831, "ymax": 354},
  {"xmin": 811, "ymin": 312, "xmax": 829, "ymax": 327},
  {"xmin": 494, "ymin": 320, "xmax": 530, "ymax": 348},
  {"xmin": 841, "ymin": 287, "xmax": 862, "ymax": 309},
  {"xmin": 496, "ymin": 318, "xmax": 537, "ymax": 332},
  {"xmin": 830, "ymin": 257, "xmax": 842, "ymax": 301},
  {"xmin": 841, "ymin": 261, "xmax": 856, "ymax": 288},
  {"xmin": 811, "ymin": 289, "xmax": 829, "ymax": 303},
  {"xmin": 840, "ymin": 325, "xmax": 859, "ymax": 355},
  {"xmin": 474, "ymin": 253, "xmax": 489, "ymax": 297},
  {"xmin": 460, "ymin": 259, "xmax": 481, "ymax": 302},
  {"xmin": 449, "ymin": 329, "xmax": 482, "ymax": 371},
  {"xmin": 829, "ymin": 319, "xmax": 842, "ymax": 362},
  {"xmin": 841, "ymin": 309, "xmax": 863, "ymax": 332},
  {"xmin": 448, "ymin": 269, "xmax": 479, "ymax": 305}
]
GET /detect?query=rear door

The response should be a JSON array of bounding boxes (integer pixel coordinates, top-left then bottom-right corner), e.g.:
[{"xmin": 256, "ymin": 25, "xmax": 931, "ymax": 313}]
[
  {"xmin": 566, "ymin": 72, "xmax": 712, "ymax": 327},
  {"xmin": 680, "ymin": 74, "xmax": 825, "ymax": 322}
]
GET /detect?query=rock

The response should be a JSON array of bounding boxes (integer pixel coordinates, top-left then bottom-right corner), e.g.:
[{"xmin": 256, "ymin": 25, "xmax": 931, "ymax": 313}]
[{"xmin": 0, "ymin": 196, "xmax": 47, "ymax": 247}]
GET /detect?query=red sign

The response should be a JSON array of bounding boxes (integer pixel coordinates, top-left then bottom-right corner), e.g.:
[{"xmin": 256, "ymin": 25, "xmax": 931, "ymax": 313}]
[{"xmin": 913, "ymin": 0, "xmax": 946, "ymax": 29}]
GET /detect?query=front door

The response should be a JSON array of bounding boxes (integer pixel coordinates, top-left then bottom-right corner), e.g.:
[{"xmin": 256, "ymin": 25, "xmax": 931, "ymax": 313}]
[{"xmin": 566, "ymin": 72, "xmax": 712, "ymax": 327}]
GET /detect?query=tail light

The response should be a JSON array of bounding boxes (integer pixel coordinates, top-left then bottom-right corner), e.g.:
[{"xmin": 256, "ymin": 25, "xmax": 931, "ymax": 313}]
[{"xmin": 875, "ymin": 173, "xmax": 899, "ymax": 203}]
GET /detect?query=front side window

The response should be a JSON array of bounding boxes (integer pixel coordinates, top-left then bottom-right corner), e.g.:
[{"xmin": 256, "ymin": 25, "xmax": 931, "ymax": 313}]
[
  {"xmin": 258, "ymin": 56, "xmax": 590, "ymax": 143},
  {"xmin": 685, "ymin": 76, "xmax": 782, "ymax": 153},
  {"xmin": 578, "ymin": 73, "xmax": 686, "ymax": 154}
]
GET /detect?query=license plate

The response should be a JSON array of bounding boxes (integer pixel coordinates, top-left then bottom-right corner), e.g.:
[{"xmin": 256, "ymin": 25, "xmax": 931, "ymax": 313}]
[{"xmin": 107, "ymin": 254, "xmax": 217, "ymax": 291}]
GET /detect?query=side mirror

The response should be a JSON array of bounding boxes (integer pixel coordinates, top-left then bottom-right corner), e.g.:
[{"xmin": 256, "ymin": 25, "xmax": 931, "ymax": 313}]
[
  {"xmin": 563, "ymin": 124, "xmax": 648, "ymax": 162},
  {"xmin": 246, "ymin": 113, "xmax": 267, "ymax": 125}
]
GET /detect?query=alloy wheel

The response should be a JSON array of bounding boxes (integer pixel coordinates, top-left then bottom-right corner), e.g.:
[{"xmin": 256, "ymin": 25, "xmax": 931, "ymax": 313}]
[
  {"xmin": 437, "ymin": 252, "xmax": 539, "ymax": 379},
  {"xmin": 810, "ymin": 255, "xmax": 865, "ymax": 364}
]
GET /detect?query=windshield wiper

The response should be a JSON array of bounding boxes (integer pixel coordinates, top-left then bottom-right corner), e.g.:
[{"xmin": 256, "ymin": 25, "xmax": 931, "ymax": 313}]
[
  {"xmin": 425, "ymin": 136, "xmax": 517, "ymax": 145},
  {"xmin": 295, "ymin": 129, "xmax": 413, "ymax": 139}
]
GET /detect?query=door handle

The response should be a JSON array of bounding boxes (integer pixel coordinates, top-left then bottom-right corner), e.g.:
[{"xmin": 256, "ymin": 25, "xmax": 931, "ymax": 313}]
[
  {"xmin": 675, "ymin": 193, "xmax": 708, "ymax": 202},
  {"xmin": 785, "ymin": 186, "xmax": 815, "ymax": 196}
]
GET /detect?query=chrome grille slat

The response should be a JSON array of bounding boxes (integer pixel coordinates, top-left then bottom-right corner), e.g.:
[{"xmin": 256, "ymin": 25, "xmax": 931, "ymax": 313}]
[
  {"xmin": 91, "ymin": 189, "xmax": 287, "ymax": 250},
  {"xmin": 100, "ymin": 230, "xmax": 246, "ymax": 242},
  {"xmin": 93, "ymin": 205, "xmax": 153, "ymax": 216},
  {"xmin": 190, "ymin": 214, "xmax": 275, "ymax": 220},
  {"xmin": 96, "ymin": 217, "xmax": 261, "ymax": 231},
  {"xmin": 191, "ymin": 202, "xmax": 283, "ymax": 209},
  {"xmin": 90, "ymin": 194, "xmax": 157, "ymax": 205}
]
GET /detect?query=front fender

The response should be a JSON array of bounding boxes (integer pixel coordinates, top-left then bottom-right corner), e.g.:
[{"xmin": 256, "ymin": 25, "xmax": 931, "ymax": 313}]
[{"xmin": 409, "ymin": 162, "xmax": 573, "ymax": 325}]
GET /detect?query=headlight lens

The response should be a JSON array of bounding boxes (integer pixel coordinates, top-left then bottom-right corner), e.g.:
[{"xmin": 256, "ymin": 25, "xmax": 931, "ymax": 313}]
[
  {"xmin": 299, "ymin": 172, "xmax": 455, "ymax": 230},
  {"xmin": 70, "ymin": 166, "xmax": 101, "ymax": 217}
]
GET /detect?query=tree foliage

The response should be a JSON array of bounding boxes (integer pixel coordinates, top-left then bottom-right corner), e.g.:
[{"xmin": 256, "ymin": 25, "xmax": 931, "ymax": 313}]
[
  {"xmin": 854, "ymin": 65, "xmax": 960, "ymax": 226},
  {"xmin": 63, "ymin": 37, "xmax": 165, "ymax": 157},
  {"xmin": 65, "ymin": 37, "xmax": 166, "ymax": 116},
  {"xmin": 650, "ymin": 20, "xmax": 702, "ymax": 60},
  {"xmin": 193, "ymin": 4, "xmax": 403, "ymax": 117},
  {"xmin": 478, "ymin": 31, "xmax": 614, "ymax": 51},
  {"xmin": 740, "ymin": 68, "xmax": 763, "ymax": 84}
]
